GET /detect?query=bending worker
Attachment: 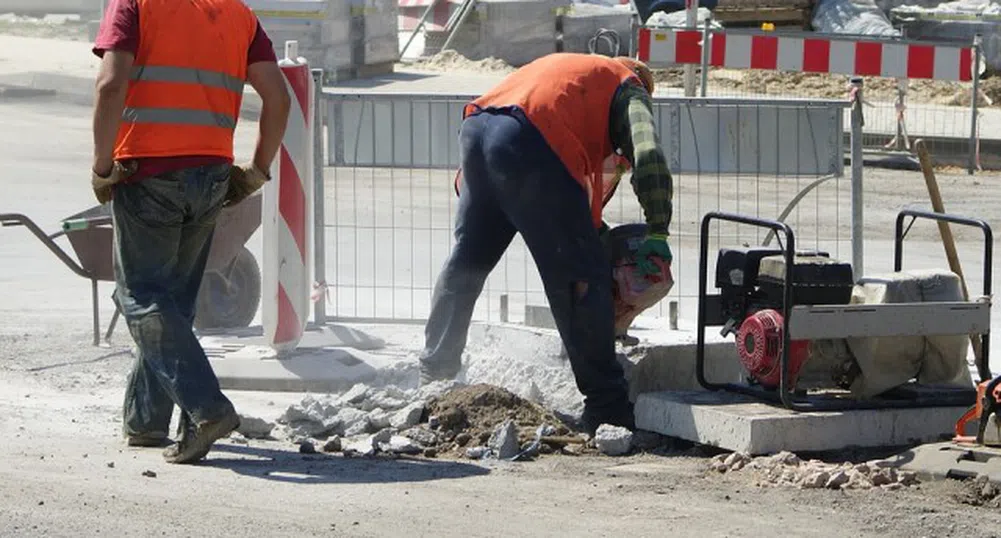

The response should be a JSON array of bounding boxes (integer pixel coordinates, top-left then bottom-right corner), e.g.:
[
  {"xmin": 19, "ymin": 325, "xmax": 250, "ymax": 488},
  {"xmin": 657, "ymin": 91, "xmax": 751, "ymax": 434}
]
[
  {"xmin": 419, "ymin": 52, "xmax": 674, "ymax": 434},
  {"xmin": 91, "ymin": 0, "xmax": 291, "ymax": 463}
]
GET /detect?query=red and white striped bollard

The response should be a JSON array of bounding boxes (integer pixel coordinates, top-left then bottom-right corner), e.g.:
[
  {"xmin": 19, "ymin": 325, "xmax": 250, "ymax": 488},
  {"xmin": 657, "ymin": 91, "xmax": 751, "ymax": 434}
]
[{"xmin": 262, "ymin": 40, "xmax": 314, "ymax": 355}]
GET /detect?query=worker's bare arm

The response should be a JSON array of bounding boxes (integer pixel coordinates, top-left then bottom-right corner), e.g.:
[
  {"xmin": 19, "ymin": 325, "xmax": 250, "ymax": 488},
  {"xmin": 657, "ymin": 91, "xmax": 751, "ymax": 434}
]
[
  {"xmin": 92, "ymin": 50, "xmax": 134, "ymax": 176},
  {"xmin": 608, "ymin": 83, "xmax": 673, "ymax": 236},
  {"xmin": 247, "ymin": 61, "xmax": 291, "ymax": 173}
]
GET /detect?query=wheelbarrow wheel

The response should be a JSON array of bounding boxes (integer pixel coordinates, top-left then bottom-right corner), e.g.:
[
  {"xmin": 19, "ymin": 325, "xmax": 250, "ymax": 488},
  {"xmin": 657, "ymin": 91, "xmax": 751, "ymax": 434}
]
[{"xmin": 194, "ymin": 247, "xmax": 261, "ymax": 330}]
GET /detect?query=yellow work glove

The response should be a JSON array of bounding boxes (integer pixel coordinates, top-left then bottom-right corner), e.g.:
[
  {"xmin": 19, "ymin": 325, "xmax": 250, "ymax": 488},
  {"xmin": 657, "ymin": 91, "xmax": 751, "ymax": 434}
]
[
  {"xmin": 91, "ymin": 161, "xmax": 137, "ymax": 205},
  {"xmin": 225, "ymin": 162, "xmax": 270, "ymax": 207}
]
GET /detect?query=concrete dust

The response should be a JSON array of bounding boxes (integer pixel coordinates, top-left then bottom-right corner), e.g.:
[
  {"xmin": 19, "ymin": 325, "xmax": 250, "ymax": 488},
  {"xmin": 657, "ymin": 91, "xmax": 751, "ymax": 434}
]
[{"xmin": 461, "ymin": 345, "xmax": 585, "ymax": 420}]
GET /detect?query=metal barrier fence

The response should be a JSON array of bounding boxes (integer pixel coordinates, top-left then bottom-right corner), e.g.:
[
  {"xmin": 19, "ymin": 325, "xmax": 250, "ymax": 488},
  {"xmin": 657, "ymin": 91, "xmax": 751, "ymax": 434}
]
[{"xmin": 321, "ymin": 91, "xmax": 854, "ymax": 324}]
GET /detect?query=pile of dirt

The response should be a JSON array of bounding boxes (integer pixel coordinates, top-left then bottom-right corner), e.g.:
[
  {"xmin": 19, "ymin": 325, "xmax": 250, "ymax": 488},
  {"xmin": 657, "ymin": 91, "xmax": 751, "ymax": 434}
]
[
  {"xmin": 409, "ymin": 50, "xmax": 515, "ymax": 74},
  {"xmin": 422, "ymin": 384, "xmax": 574, "ymax": 454},
  {"xmin": 954, "ymin": 476, "xmax": 1001, "ymax": 509},
  {"xmin": 710, "ymin": 451, "xmax": 920, "ymax": 490}
]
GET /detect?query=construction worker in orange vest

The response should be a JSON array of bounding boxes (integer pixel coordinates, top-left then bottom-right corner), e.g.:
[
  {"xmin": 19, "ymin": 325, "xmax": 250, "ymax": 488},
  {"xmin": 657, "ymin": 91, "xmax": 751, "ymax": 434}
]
[
  {"xmin": 419, "ymin": 53, "xmax": 674, "ymax": 434},
  {"xmin": 91, "ymin": 0, "xmax": 291, "ymax": 463}
]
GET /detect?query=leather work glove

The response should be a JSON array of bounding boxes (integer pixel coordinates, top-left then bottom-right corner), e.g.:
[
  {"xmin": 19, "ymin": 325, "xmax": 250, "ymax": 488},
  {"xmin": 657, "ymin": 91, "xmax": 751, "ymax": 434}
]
[
  {"xmin": 91, "ymin": 161, "xmax": 137, "ymax": 205},
  {"xmin": 225, "ymin": 162, "xmax": 270, "ymax": 207},
  {"xmin": 634, "ymin": 233, "xmax": 673, "ymax": 277}
]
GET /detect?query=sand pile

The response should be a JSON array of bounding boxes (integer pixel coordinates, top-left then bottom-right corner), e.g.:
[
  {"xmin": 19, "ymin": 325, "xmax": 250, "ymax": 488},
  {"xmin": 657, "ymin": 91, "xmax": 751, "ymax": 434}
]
[
  {"xmin": 409, "ymin": 50, "xmax": 515, "ymax": 74},
  {"xmin": 710, "ymin": 451, "xmax": 920, "ymax": 490}
]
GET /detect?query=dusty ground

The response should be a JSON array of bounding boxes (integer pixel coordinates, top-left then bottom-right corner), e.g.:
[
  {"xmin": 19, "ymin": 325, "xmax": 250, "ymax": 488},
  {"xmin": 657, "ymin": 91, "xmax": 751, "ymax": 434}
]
[
  {"xmin": 1, "ymin": 29, "xmax": 1001, "ymax": 537},
  {"xmin": 3, "ymin": 321, "xmax": 1001, "ymax": 537}
]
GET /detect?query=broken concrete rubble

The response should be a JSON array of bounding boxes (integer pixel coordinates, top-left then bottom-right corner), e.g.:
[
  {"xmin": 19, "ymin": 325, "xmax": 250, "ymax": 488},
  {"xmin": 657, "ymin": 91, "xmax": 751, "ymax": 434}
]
[
  {"xmin": 391, "ymin": 402, "xmax": 425, "ymax": 429},
  {"xmin": 594, "ymin": 424, "xmax": 633, "ymax": 456},
  {"xmin": 383, "ymin": 435, "xmax": 422, "ymax": 455},
  {"xmin": 487, "ymin": 420, "xmax": 520, "ymax": 460},
  {"xmin": 237, "ymin": 415, "xmax": 275, "ymax": 439},
  {"xmin": 709, "ymin": 450, "xmax": 921, "ymax": 491},
  {"xmin": 322, "ymin": 436, "xmax": 342, "ymax": 453}
]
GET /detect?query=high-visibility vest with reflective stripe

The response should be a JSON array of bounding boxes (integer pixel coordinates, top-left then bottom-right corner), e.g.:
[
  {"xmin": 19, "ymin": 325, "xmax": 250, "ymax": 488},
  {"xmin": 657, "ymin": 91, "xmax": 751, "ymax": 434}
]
[
  {"xmin": 462, "ymin": 53, "xmax": 641, "ymax": 228},
  {"xmin": 113, "ymin": 0, "xmax": 258, "ymax": 161}
]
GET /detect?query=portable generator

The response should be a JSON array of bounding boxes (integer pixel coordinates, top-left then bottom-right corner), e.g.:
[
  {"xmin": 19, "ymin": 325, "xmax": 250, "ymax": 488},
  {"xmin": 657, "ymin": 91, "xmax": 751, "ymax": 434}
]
[
  {"xmin": 696, "ymin": 209, "xmax": 992, "ymax": 412},
  {"xmin": 711, "ymin": 247, "xmax": 854, "ymax": 390}
]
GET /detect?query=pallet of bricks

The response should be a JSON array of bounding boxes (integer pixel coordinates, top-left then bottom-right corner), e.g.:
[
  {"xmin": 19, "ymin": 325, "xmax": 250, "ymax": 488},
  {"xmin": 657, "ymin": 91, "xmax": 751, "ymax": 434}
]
[
  {"xmin": 247, "ymin": 0, "xmax": 399, "ymax": 82},
  {"xmin": 712, "ymin": 0, "xmax": 815, "ymax": 29}
]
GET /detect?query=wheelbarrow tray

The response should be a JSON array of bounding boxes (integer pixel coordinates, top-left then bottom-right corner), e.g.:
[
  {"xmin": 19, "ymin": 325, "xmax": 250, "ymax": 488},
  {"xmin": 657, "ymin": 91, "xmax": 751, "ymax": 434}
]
[
  {"xmin": 59, "ymin": 194, "xmax": 262, "ymax": 282},
  {"xmin": 2, "ymin": 193, "xmax": 263, "ymax": 345}
]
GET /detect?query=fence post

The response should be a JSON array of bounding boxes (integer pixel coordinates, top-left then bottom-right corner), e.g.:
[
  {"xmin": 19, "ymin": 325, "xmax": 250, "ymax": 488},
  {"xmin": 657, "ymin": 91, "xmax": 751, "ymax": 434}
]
[
  {"xmin": 699, "ymin": 21, "xmax": 711, "ymax": 97},
  {"xmin": 683, "ymin": 0, "xmax": 699, "ymax": 96},
  {"xmin": 969, "ymin": 34, "xmax": 982, "ymax": 175},
  {"xmin": 311, "ymin": 68, "xmax": 327, "ymax": 326},
  {"xmin": 850, "ymin": 77, "xmax": 865, "ymax": 280}
]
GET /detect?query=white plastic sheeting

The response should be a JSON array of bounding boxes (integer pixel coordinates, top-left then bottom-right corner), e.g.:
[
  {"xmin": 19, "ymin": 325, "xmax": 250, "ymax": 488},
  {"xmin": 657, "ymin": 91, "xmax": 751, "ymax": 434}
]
[
  {"xmin": 811, "ymin": 0, "xmax": 902, "ymax": 36},
  {"xmin": 890, "ymin": 0, "xmax": 999, "ymax": 71},
  {"xmin": 645, "ymin": 6, "xmax": 722, "ymax": 28},
  {"xmin": 890, "ymin": 0, "xmax": 1001, "ymax": 16}
]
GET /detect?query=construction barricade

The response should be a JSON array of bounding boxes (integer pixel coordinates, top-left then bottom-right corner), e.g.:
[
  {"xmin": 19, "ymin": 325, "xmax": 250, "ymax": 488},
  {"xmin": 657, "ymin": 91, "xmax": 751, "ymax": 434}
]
[
  {"xmin": 634, "ymin": 25, "xmax": 988, "ymax": 171},
  {"xmin": 262, "ymin": 41, "xmax": 316, "ymax": 354}
]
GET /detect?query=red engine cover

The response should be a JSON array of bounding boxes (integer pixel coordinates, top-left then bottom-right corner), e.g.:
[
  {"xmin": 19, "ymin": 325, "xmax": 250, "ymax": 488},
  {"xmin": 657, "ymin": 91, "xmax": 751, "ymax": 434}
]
[{"xmin": 736, "ymin": 309, "xmax": 810, "ymax": 390}]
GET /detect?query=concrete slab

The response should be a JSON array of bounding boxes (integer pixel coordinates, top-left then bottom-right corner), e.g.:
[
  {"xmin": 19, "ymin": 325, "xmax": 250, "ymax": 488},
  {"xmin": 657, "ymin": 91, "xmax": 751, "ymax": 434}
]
[
  {"xmin": 884, "ymin": 442, "xmax": 1001, "ymax": 485},
  {"xmin": 199, "ymin": 323, "xmax": 387, "ymax": 352},
  {"xmin": 200, "ymin": 323, "xmax": 410, "ymax": 393},
  {"xmin": 634, "ymin": 390, "xmax": 967, "ymax": 456}
]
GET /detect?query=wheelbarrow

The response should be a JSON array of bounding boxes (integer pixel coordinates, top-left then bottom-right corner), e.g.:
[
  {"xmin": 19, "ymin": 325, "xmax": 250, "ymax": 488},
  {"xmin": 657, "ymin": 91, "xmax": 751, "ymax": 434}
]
[{"xmin": 0, "ymin": 193, "xmax": 263, "ymax": 346}]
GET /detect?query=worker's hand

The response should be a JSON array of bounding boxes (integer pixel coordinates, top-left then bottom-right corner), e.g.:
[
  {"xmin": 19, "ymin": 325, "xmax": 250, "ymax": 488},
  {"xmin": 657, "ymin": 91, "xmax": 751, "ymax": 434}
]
[
  {"xmin": 635, "ymin": 233, "xmax": 672, "ymax": 277},
  {"xmin": 225, "ymin": 162, "xmax": 270, "ymax": 207},
  {"xmin": 91, "ymin": 161, "xmax": 137, "ymax": 205}
]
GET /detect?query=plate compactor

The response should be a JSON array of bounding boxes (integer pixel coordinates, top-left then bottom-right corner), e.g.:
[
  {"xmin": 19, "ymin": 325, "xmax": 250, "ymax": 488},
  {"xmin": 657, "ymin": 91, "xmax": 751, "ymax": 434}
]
[{"xmin": 696, "ymin": 209, "xmax": 997, "ymax": 429}]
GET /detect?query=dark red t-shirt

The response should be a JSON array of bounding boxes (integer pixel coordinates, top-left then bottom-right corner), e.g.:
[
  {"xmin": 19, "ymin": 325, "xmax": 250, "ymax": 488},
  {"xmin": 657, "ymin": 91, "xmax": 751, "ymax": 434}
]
[{"xmin": 93, "ymin": 0, "xmax": 279, "ymax": 181}]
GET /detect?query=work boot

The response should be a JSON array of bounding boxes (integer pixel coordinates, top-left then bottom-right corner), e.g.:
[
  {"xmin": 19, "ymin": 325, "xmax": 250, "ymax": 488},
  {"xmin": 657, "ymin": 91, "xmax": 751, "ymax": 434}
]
[
  {"xmin": 418, "ymin": 360, "xmax": 461, "ymax": 387},
  {"xmin": 126, "ymin": 432, "xmax": 171, "ymax": 448},
  {"xmin": 163, "ymin": 409, "xmax": 240, "ymax": 464},
  {"xmin": 581, "ymin": 401, "xmax": 636, "ymax": 436}
]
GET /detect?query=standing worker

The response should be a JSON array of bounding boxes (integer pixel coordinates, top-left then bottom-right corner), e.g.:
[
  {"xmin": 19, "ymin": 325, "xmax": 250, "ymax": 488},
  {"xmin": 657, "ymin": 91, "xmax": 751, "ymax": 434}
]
[
  {"xmin": 419, "ymin": 53, "xmax": 674, "ymax": 433},
  {"xmin": 91, "ymin": 0, "xmax": 291, "ymax": 463}
]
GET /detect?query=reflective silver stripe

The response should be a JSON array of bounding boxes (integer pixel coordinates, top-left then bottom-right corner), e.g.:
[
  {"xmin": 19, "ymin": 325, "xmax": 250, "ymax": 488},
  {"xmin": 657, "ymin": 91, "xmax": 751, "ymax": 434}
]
[
  {"xmin": 131, "ymin": 65, "xmax": 244, "ymax": 93},
  {"xmin": 122, "ymin": 107, "xmax": 236, "ymax": 129}
]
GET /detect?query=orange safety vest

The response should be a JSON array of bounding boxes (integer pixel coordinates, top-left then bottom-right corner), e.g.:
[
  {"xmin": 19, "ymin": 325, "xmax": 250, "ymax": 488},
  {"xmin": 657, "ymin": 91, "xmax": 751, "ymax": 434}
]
[
  {"xmin": 113, "ymin": 0, "xmax": 258, "ymax": 161},
  {"xmin": 458, "ymin": 53, "xmax": 643, "ymax": 228}
]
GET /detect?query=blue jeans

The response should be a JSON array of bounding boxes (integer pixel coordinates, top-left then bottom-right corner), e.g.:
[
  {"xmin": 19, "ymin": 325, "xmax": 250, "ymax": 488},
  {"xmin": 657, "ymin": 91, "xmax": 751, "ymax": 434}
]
[
  {"xmin": 421, "ymin": 110, "xmax": 631, "ymax": 414},
  {"xmin": 113, "ymin": 164, "xmax": 236, "ymax": 438}
]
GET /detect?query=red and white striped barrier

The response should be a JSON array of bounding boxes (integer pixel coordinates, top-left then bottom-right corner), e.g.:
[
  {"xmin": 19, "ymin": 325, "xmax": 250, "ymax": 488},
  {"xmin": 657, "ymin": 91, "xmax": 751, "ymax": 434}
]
[
  {"xmin": 637, "ymin": 28, "xmax": 974, "ymax": 82},
  {"xmin": 263, "ymin": 40, "xmax": 314, "ymax": 354}
]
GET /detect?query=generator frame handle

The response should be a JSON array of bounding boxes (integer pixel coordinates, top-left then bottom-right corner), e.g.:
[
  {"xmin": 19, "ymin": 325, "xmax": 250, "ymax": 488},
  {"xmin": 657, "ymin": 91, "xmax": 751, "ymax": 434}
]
[
  {"xmin": 696, "ymin": 211, "xmax": 799, "ymax": 409},
  {"xmin": 894, "ymin": 209, "xmax": 993, "ymax": 381}
]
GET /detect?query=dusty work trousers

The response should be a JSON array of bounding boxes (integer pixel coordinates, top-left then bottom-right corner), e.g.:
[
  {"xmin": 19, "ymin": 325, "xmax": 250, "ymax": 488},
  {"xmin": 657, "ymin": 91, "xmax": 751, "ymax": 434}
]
[
  {"xmin": 113, "ymin": 164, "xmax": 236, "ymax": 438},
  {"xmin": 420, "ymin": 110, "xmax": 631, "ymax": 415}
]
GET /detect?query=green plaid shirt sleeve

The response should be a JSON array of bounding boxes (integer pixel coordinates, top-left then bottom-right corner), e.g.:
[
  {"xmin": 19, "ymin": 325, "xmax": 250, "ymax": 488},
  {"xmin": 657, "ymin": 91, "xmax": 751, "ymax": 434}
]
[{"xmin": 608, "ymin": 83, "xmax": 673, "ymax": 236}]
